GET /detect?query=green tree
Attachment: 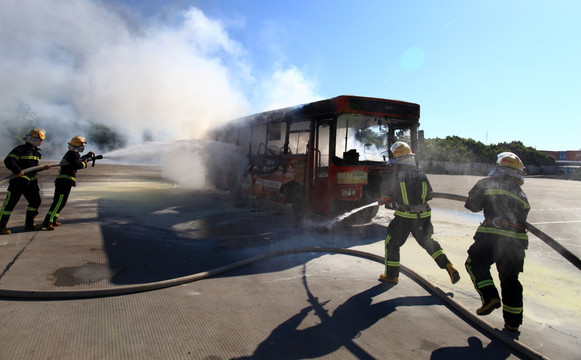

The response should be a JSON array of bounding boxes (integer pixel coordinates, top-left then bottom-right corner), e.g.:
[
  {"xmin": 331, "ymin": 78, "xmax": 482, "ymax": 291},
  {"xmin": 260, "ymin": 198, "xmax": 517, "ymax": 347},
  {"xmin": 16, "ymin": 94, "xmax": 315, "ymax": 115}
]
[
  {"xmin": 87, "ymin": 124, "xmax": 127, "ymax": 152},
  {"xmin": 356, "ymin": 128, "xmax": 385, "ymax": 147},
  {"xmin": 416, "ymin": 137, "xmax": 555, "ymax": 166}
]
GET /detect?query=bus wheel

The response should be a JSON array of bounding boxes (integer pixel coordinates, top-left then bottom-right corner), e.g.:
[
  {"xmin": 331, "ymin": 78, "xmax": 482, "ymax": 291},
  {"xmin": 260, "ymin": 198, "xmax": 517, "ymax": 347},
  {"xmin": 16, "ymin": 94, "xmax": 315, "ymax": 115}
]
[
  {"xmin": 228, "ymin": 173, "xmax": 247, "ymax": 204},
  {"xmin": 292, "ymin": 196, "xmax": 305, "ymax": 218},
  {"xmin": 356, "ymin": 205, "xmax": 379, "ymax": 223},
  {"xmin": 286, "ymin": 183, "xmax": 305, "ymax": 218},
  {"xmin": 334, "ymin": 202, "xmax": 379, "ymax": 224}
]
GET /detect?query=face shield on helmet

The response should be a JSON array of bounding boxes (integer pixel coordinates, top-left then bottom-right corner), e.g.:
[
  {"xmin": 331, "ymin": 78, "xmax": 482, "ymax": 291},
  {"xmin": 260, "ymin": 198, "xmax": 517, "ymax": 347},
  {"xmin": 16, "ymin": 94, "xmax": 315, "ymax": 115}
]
[
  {"xmin": 24, "ymin": 129, "xmax": 46, "ymax": 147},
  {"xmin": 388, "ymin": 141, "xmax": 416, "ymax": 165},
  {"xmin": 496, "ymin": 152, "xmax": 525, "ymax": 174},
  {"xmin": 68, "ymin": 136, "xmax": 87, "ymax": 153},
  {"xmin": 390, "ymin": 141, "xmax": 414, "ymax": 158},
  {"xmin": 489, "ymin": 152, "xmax": 526, "ymax": 184}
]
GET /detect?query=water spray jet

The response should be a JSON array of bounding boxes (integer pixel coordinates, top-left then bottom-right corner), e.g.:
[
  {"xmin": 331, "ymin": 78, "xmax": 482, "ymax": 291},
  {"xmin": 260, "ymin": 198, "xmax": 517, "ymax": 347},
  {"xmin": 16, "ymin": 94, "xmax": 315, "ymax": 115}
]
[{"xmin": 301, "ymin": 202, "xmax": 380, "ymax": 231}]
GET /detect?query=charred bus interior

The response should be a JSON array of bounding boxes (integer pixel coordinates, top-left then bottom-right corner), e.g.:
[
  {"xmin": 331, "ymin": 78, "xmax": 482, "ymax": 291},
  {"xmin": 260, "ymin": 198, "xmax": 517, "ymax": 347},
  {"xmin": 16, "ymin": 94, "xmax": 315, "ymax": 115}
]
[{"xmin": 212, "ymin": 96, "xmax": 420, "ymax": 223}]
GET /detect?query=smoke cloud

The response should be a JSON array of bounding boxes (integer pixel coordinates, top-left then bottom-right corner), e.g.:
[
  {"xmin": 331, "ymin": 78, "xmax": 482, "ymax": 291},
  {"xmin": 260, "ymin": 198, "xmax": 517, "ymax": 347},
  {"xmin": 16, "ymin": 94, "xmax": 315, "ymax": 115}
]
[
  {"xmin": 1, "ymin": 0, "xmax": 321, "ymax": 189},
  {"xmin": 0, "ymin": 0, "xmax": 320, "ymax": 154}
]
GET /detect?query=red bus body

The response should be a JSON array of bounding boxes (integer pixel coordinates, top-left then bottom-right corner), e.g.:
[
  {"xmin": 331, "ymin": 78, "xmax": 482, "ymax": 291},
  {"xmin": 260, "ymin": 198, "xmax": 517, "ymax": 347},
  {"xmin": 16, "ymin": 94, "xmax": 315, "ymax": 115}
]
[{"xmin": 211, "ymin": 95, "xmax": 420, "ymax": 222}]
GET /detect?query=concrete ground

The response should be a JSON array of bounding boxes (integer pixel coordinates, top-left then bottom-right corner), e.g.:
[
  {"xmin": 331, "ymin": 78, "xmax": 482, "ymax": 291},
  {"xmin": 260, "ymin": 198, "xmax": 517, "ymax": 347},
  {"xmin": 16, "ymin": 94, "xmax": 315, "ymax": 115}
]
[{"xmin": 0, "ymin": 164, "xmax": 579, "ymax": 359}]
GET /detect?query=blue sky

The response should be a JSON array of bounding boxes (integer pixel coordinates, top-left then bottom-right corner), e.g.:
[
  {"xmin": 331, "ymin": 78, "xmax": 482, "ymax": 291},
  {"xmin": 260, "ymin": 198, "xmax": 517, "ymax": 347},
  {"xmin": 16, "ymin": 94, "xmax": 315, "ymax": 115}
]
[
  {"xmin": 1, "ymin": 0, "xmax": 579, "ymax": 151},
  {"xmin": 199, "ymin": 0, "xmax": 581, "ymax": 151},
  {"xmin": 195, "ymin": 0, "xmax": 581, "ymax": 151}
]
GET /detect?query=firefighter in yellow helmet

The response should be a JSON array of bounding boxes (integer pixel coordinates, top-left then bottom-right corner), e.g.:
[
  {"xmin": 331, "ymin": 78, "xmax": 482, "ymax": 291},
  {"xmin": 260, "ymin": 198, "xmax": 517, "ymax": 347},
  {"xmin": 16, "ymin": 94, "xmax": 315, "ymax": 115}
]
[
  {"xmin": 42, "ymin": 136, "xmax": 95, "ymax": 230},
  {"xmin": 377, "ymin": 141, "xmax": 460, "ymax": 284},
  {"xmin": 464, "ymin": 152, "xmax": 529, "ymax": 332},
  {"xmin": 1, "ymin": 129, "xmax": 51, "ymax": 234}
]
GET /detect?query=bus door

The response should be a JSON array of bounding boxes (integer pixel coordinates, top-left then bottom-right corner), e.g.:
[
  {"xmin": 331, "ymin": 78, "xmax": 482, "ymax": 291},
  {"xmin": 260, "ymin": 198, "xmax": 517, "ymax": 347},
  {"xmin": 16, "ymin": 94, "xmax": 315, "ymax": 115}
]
[{"xmin": 312, "ymin": 120, "xmax": 332, "ymax": 215}]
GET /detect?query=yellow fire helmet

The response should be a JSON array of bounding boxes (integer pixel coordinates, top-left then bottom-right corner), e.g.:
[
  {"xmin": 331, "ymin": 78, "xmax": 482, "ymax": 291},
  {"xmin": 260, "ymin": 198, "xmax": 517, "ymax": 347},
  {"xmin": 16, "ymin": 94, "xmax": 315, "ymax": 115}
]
[
  {"xmin": 390, "ymin": 141, "xmax": 414, "ymax": 158},
  {"xmin": 496, "ymin": 152, "xmax": 525, "ymax": 173},
  {"xmin": 28, "ymin": 129, "xmax": 46, "ymax": 140},
  {"xmin": 25, "ymin": 129, "xmax": 46, "ymax": 146},
  {"xmin": 69, "ymin": 136, "xmax": 87, "ymax": 147}
]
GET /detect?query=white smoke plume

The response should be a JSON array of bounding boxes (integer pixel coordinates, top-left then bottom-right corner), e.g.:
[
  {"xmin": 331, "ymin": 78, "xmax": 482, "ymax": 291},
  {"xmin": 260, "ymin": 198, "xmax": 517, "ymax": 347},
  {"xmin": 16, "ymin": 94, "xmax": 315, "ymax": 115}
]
[
  {"xmin": 104, "ymin": 139, "xmax": 248, "ymax": 190},
  {"xmin": 1, "ymin": 1, "xmax": 248, "ymax": 150},
  {"xmin": 1, "ymin": 0, "xmax": 321, "ymax": 189}
]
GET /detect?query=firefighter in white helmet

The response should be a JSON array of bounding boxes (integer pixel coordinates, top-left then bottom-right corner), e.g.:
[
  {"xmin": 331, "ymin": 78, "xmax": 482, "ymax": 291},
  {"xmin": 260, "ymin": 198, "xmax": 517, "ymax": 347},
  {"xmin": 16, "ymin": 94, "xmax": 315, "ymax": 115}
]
[
  {"xmin": 464, "ymin": 151, "xmax": 529, "ymax": 332},
  {"xmin": 377, "ymin": 141, "xmax": 460, "ymax": 284},
  {"xmin": 42, "ymin": 136, "xmax": 95, "ymax": 230},
  {"xmin": 1, "ymin": 129, "xmax": 51, "ymax": 234}
]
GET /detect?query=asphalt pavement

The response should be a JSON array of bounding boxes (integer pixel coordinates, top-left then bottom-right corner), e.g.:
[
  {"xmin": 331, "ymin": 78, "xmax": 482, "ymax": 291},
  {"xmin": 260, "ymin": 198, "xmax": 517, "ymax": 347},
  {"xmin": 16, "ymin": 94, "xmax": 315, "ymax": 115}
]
[{"xmin": 0, "ymin": 164, "xmax": 579, "ymax": 360}]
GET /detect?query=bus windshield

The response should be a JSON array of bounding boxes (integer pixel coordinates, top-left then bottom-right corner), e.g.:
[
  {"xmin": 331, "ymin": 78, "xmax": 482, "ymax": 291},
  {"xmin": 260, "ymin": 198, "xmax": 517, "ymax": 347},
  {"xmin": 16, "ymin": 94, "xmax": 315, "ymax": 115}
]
[{"xmin": 335, "ymin": 114, "xmax": 390, "ymax": 162}]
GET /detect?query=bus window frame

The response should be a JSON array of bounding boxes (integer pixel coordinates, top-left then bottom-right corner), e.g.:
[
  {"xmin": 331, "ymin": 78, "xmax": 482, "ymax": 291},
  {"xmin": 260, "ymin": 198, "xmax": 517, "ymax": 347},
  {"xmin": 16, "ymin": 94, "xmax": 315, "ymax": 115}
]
[{"xmin": 211, "ymin": 95, "xmax": 421, "ymax": 218}]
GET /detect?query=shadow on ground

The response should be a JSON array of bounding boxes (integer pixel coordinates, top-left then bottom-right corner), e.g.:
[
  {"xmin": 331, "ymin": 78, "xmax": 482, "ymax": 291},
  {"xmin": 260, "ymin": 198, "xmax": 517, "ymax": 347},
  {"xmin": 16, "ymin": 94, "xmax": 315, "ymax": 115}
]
[
  {"xmin": 228, "ymin": 270, "xmax": 523, "ymax": 360},
  {"xmin": 96, "ymin": 190, "xmax": 387, "ymax": 285}
]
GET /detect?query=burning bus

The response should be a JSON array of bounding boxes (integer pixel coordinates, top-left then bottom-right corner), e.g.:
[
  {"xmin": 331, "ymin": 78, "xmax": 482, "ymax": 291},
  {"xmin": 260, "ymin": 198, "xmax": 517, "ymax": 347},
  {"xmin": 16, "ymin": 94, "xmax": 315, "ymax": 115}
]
[{"xmin": 211, "ymin": 95, "xmax": 421, "ymax": 223}]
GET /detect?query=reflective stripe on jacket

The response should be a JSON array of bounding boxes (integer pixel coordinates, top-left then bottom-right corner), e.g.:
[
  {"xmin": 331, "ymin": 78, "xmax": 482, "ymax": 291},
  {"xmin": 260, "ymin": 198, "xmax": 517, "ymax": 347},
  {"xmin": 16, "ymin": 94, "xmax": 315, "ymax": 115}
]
[
  {"xmin": 465, "ymin": 175, "xmax": 530, "ymax": 241},
  {"xmin": 380, "ymin": 164, "xmax": 433, "ymax": 219},
  {"xmin": 4, "ymin": 143, "xmax": 42, "ymax": 178}
]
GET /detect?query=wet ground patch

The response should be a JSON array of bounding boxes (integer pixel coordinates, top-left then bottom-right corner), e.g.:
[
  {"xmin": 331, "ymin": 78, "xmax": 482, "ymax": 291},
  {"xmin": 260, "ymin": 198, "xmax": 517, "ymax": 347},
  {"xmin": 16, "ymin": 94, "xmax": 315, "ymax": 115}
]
[{"xmin": 51, "ymin": 262, "xmax": 120, "ymax": 286}]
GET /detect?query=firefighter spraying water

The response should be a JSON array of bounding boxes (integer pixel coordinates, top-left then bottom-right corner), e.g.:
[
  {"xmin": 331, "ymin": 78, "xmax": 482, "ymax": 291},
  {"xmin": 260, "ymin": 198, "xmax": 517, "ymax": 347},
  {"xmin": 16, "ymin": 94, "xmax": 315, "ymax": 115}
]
[
  {"xmin": 376, "ymin": 141, "xmax": 460, "ymax": 285},
  {"xmin": 0, "ymin": 131, "xmax": 102, "ymax": 234},
  {"xmin": 42, "ymin": 136, "xmax": 101, "ymax": 230}
]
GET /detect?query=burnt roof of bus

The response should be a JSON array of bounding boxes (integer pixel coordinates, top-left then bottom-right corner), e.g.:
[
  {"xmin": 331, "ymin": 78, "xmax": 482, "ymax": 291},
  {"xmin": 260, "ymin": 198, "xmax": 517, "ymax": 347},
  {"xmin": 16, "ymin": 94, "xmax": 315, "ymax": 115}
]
[{"xmin": 229, "ymin": 95, "xmax": 420, "ymax": 128}]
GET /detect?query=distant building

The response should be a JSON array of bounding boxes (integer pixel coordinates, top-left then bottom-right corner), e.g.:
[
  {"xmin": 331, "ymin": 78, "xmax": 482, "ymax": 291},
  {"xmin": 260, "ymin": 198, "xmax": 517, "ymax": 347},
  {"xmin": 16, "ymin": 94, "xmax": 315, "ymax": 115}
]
[
  {"xmin": 541, "ymin": 150, "xmax": 581, "ymax": 162},
  {"xmin": 542, "ymin": 150, "xmax": 581, "ymax": 180}
]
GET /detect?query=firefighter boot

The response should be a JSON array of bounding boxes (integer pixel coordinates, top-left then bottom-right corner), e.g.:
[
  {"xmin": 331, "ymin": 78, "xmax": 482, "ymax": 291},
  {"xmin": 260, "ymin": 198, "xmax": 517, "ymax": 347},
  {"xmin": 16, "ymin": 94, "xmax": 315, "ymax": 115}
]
[
  {"xmin": 0, "ymin": 222, "xmax": 10, "ymax": 235},
  {"xmin": 25, "ymin": 214, "xmax": 42, "ymax": 231},
  {"xmin": 446, "ymin": 263, "xmax": 460, "ymax": 284},
  {"xmin": 476, "ymin": 298, "xmax": 501, "ymax": 316},
  {"xmin": 42, "ymin": 215, "xmax": 55, "ymax": 231},
  {"xmin": 504, "ymin": 324, "xmax": 520, "ymax": 332},
  {"xmin": 379, "ymin": 274, "xmax": 399, "ymax": 284},
  {"xmin": 43, "ymin": 222, "xmax": 55, "ymax": 231}
]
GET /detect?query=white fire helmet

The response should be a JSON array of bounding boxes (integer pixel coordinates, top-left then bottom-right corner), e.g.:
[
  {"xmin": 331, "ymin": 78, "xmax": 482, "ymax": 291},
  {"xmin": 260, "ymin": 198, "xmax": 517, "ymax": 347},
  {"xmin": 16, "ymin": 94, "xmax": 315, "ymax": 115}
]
[
  {"xmin": 388, "ymin": 141, "xmax": 416, "ymax": 165},
  {"xmin": 496, "ymin": 152, "xmax": 525, "ymax": 174},
  {"xmin": 390, "ymin": 141, "xmax": 415, "ymax": 158}
]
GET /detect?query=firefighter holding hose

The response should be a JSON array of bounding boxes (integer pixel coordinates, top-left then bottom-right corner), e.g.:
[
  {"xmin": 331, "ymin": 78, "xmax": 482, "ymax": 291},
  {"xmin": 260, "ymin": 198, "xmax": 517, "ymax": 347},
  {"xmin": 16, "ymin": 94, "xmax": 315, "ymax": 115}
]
[
  {"xmin": 0, "ymin": 129, "xmax": 50, "ymax": 234},
  {"xmin": 42, "ymin": 136, "xmax": 95, "ymax": 230},
  {"xmin": 464, "ymin": 152, "xmax": 530, "ymax": 332},
  {"xmin": 377, "ymin": 141, "xmax": 460, "ymax": 285}
]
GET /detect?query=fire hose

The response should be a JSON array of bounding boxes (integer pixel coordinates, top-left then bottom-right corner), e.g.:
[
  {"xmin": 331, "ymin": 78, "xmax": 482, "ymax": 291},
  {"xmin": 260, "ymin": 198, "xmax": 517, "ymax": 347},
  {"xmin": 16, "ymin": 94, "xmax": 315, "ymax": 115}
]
[
  {"xmin": 431, "ymin": 192, "xmax": 581, "ymax": 271},
  {"xmin": 0, "ymin": 190, "xmax": 569, "ymax": 359},
  {"xmin": 0, "ymin": 246, "xmax": 550, "ymax": 360},
  {"xmin": 0, "ymin": 154, "xmax": 103, "ymax": 187}
]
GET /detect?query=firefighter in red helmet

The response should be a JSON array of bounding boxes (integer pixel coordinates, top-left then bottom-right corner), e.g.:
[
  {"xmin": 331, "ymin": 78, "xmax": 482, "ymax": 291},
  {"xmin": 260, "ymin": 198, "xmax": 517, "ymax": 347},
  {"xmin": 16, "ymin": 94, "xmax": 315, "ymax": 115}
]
[
  {"xmin": 1, "ymin": 129, "xmax": 50, "ymax": 234},
  {"xmin": 464, "ymin": 152, "xmax": 529, "ymax": 332},
  {"xmin": 377, "ymin": 141, "xmax": 460, "ymax": 285}
]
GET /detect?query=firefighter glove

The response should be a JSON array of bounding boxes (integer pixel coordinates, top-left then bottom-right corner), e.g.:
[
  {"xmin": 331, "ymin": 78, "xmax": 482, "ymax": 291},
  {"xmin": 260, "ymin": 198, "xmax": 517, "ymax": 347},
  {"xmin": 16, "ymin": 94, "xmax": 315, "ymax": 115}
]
[{"xmin": 378, "ymin": 196, "xmax": 391, "ymax": 206}]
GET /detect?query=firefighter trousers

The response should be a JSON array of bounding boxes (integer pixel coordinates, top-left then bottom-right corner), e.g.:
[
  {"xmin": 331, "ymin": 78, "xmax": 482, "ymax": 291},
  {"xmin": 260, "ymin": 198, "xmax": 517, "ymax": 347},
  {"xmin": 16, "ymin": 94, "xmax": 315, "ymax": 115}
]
[
  {"xmin": 0, "ymin": 178, "xmax": 42, "ymax": 227},
  {"xmin": 384, "ymin": 215, "xmax": 451, "ymax": 278},
  {"xmin": 465, "ymin": 236, "xmax": 527, "ymax": 327},
  {"xmin": 44, "ymin": 179, "xmax": 73, "ymax": 225}
]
